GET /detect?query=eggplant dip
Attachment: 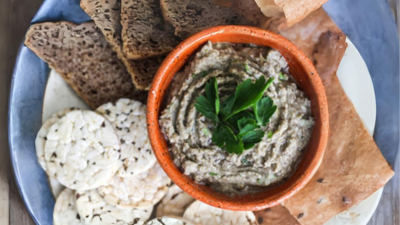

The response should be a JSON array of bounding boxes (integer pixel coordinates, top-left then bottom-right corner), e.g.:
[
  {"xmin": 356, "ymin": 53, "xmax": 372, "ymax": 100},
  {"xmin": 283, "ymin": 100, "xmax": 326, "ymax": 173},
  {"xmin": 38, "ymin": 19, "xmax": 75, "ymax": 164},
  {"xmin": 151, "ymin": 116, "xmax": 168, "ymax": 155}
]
[{"xmin": 160, "ymin": 42, "xmax": 314, "ymax": 196}]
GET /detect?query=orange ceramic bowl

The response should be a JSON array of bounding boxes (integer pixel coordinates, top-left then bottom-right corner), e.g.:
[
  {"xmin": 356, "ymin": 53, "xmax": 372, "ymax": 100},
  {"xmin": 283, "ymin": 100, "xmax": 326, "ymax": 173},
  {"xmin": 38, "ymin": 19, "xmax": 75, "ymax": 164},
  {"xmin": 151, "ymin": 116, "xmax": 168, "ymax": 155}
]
[{"xmin": 147, "ymin": 26, "xmax": 329, "ymax": 211}]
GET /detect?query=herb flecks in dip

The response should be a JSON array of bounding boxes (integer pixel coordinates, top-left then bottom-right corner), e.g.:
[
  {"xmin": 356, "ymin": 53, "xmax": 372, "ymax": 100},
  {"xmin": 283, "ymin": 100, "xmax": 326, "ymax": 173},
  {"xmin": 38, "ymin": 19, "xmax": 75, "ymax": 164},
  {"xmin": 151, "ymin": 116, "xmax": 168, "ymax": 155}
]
[{"xmin": 160, "ymin": 42, "xmax": 314, "ymax": 196}]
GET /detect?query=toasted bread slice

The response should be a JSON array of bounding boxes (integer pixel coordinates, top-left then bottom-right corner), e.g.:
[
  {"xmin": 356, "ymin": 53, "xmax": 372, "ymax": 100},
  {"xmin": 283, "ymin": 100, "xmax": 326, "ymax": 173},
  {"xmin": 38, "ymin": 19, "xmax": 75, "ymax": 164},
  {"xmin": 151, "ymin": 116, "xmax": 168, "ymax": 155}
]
[
  {"xmin": 25, "ymin": 22, "xmax": 147, "ymax": 109},
  {"xmin": 160, "ymin": 0, "xmax": 253, "ymax": 38},
  {"xmin": 80, "ymin": 0, "xmax": 165, "ymax": 90},
  {"xmin": 121, "ymin": 0, "xmax": 179, "ymax": 59}
]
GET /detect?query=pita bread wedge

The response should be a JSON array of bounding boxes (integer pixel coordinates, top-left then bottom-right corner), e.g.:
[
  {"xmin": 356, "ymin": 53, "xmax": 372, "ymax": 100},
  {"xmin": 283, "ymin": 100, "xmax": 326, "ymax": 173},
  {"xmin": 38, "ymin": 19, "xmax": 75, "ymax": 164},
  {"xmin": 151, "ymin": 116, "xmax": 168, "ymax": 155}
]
[
  {"xmin": 255, "ymin": 0, "xmax": 328, "ymax": 26},
  {"xmin": 254, "ymin": 205, "xmax": 299, "ymax": 225},
  {"xmin": 253, "ymin": 8, "xmax": 393, "ymax": 224},
  {"xmin": 267, "ymin": 10, "xmax": 394, "ymax": 225},
  {"xmin": 25, "ymin": 22, "xmax": 147, "ymax": 109},
  {"xmin": 282, "ymin": 72, "xmax": 394, "ymax": 225},
  {"xmin": 80, "ymin": 0, "xmax": 166, "ymax": 90}
]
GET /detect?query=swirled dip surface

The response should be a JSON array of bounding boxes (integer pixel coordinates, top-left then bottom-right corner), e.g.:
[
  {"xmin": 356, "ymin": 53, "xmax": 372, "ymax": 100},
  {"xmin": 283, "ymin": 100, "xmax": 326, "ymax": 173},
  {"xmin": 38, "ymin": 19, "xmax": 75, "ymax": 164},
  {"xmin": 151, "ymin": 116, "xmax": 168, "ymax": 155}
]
[{"xmin": 160, "ymin": 42, "xmax": 314, "ymax": 195}]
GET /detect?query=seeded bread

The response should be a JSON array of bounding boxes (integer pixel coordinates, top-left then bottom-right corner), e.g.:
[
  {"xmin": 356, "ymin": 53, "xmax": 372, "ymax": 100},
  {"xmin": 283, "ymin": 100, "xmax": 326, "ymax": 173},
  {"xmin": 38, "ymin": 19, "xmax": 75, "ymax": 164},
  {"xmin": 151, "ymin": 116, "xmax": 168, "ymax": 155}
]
[
  {"xmin": 121, "ymin": 0, "xmax": 180, "ymax": 59},
  {"xmin": 80, "ymin": 0, "xmax": 165, "ymax": 90},
  {"xmin": 25, "ymin": 22, "xmax": 147, "ymax": 109},
  {"xmin": 160, "ymin": 0, "xmax": 253, "ymax": 39}
]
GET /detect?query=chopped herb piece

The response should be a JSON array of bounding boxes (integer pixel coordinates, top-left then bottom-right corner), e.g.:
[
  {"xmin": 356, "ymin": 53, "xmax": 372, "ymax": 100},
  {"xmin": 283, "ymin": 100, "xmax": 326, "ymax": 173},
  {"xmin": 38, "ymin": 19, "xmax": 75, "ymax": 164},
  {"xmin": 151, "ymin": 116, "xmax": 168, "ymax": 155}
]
[
  {"xmin": 267, "ymin": 131, "xmax": 274, "ymax": 138},
  {"xmin": 244, "ymin": 62, "xmax": 251, "ymax": 73},
  {"xmin": 202, "ymin": 127, "xmax": 210, "ymax": 136},
  {"xmin": 279, "ymin": 72, "xmax": 285, "ymax": 80},
  {"xmin": 209, "ymin": 172, "xmax": 218, "ymax": 176}
]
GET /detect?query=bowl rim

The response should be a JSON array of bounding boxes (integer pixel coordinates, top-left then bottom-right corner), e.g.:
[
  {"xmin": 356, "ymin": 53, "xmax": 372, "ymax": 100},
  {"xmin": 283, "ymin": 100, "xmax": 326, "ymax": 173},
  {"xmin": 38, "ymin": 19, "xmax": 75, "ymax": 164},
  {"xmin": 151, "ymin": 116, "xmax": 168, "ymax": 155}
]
[{"xmin": 147, "ymin": 25, "xmax": 329, "ymax": 211}]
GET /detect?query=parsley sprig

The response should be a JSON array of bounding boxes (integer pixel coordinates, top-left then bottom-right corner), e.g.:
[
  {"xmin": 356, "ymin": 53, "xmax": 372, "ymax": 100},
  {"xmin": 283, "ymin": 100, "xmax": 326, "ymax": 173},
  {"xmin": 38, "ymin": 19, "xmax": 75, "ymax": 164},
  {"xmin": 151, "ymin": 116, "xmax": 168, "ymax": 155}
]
[{"xmin": 195, "ymin": 76, "xmax": 277, "ymax": 154}]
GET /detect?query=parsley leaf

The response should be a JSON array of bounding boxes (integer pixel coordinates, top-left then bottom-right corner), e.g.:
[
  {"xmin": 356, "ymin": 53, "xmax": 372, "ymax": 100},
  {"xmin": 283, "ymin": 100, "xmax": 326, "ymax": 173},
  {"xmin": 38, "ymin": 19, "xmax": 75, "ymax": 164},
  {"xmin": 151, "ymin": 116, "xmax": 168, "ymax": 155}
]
[
  {"xmin": 194, "ymin": 77, "xmax": 219, "ymax": 122},
  {"xmin": 254, "ymin": 96, "xmax": 277, "ymax": 126},
  {"xmin": 226, "ymin": 77, "xmax": 274, "ymax": 119},
  {"xmin": 212, "ymin": 124, "xmax": 244, "ymax": 154},
  {"xmin": 225, "ymin": 111, "xmax": 255, "ymax": 132},
  {"xmin": 237, "ymin": 118, "xmax": 258, "ymax": 136},
  {"xmin": 205, "ymin": 77, "xmax": 220, "ymax": 115},
  {"xmin": 242, "ymin": 129, "xmax": 265, "ymax": 149}
]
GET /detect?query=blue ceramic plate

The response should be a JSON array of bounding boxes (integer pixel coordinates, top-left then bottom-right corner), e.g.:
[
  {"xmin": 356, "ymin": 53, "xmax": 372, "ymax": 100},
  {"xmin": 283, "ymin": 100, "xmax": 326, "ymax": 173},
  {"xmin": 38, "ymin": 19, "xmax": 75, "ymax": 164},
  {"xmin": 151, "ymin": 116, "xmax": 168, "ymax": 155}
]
[{"xmin": 8, "ymin": 0, "xmax": 399, "ymax": 224}]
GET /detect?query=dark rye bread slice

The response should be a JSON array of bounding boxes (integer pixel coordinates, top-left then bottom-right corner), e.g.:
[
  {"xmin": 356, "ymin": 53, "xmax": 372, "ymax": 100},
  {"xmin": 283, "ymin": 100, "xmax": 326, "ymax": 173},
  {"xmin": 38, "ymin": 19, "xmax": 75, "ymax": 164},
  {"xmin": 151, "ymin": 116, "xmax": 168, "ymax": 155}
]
[
  {"xmin": 24, "ymin": 22, "xmax": 147, "ymax": 109},
  {"xmin": 80, "ymin": 0, "xmax": 165, "ymax": 90},
  {"xmin": 121, "ymin": 0, "xmax": 180, "ymax": 59},
  {"xmin": 160, "ymin": 0, "xmax": 254, "ymax": 39}
]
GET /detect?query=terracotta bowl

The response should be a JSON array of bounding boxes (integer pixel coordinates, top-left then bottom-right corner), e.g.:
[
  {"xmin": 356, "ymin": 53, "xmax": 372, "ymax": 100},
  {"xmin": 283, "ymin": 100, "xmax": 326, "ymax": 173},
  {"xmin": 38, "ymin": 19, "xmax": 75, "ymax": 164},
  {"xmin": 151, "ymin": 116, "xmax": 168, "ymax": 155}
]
[{"xmin": 147, "ymin": 26, "xmax": 329, "ymax": 211}]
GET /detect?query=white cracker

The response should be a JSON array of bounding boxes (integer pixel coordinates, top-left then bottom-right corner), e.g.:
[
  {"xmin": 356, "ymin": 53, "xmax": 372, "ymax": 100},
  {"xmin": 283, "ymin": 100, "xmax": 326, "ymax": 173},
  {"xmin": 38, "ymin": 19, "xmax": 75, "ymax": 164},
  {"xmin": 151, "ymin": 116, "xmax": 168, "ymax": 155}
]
[
  {"xmin": 53, "ymin": 188, "xmax": 84, "ymax": 225},
  {"xmin": 96, "ymin": 99, "xmax": 156, "ymax": 177},
  {"xmin": 98, "ymin": 163, "xmax": 171, "ymax": 209},
  {"xmin": 75, "ymin": 189, "xmax": 152, "ymax": 225},
  {"xmin": 145, "ymin": 217, "xmax": 197, "ymax": 225},
  {"xmin": 183, "ymin": 201, "xmax": 258, "ymax": 225},
  {"xmin": 36, "ymin": 108, "xmax": 78, "ymax": 171},
  {"xmin": 44, "ymin": 110, "xmax": 122, "ymax": 190},
  {"xmin": 48, "ymin": 176, "xmax": 65, "ymax": 199},
  {"xmin": 156, "ymin": 185, "xmax": 195, "ymax": 217}
]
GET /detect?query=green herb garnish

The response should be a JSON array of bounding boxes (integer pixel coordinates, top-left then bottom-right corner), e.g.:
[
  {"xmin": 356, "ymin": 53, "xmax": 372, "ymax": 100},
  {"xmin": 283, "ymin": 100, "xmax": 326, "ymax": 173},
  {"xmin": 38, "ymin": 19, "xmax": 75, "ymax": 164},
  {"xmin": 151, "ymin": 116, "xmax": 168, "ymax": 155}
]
[
  {"xmin": 194, "ymin": 77, "xmax": 220, "ymax": 122},
  {"xmin": 267, "ymin": 131, "xmax": 274, "ymax": 138},
  {"xmin": 244, "ymin": 62, "xmax": 251, "ymax": 73},
  {"xmin": 195, "ymin": 76, "xmax": 277, "ymax": 154},
  {"xmin": 209, "ymin": 172, "xmax": 218, "ymax": 176},
  {"xmin": 279, "ymin": 72, "xmax": 285, "ymax": 80}
]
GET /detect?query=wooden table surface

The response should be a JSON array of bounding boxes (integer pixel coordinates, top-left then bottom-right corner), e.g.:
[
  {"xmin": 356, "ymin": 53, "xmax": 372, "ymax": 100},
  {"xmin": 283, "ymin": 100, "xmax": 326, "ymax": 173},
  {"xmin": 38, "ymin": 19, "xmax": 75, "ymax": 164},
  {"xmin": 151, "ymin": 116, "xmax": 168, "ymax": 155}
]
[{"xmin": 0, "ymin": 0, "xmax": 398, "ymax": 224}]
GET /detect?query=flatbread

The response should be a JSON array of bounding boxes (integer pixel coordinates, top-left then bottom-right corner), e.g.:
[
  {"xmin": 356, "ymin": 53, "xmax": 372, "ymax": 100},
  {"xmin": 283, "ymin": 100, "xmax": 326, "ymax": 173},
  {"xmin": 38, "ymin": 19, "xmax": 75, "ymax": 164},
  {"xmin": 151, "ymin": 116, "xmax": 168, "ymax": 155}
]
[
  {"xmin": 75, "ymin": 189, "xmax": 152, "ymax": 225},
  {"xmin": 36, "ymin": 108, "xmax": 78, "ymax": 171},
  {"xmin": 253, "ymin": 8, "xmax": 393, "ymax": 224},
  {"xmin": 254, "ymin": 205, "xmax": 299, "ymax": 225},
  {"xmin": 53, "ymin": 189, "xmax": 84, "ymax": 225},
  {"xmin": 282, "ymin": 73, "xmax": 394, "ymax": 225},
  {"xmin": 264, "ymin": 8, "xmax": 394, "ymax": 225},
  {"xmin": 183, "ymin": 200, "xmax": 257, "ymax": 225},
  {"xmin": 156, "ymin": 184, "xmax": 195, "ymax": 218},
  {"xmin": 80, "ymin": 0, "xmax": 165, "ymax": 90},
  {"xmin": 96, "ymin": 99, "xmax": 157, "ymax": 177},
  {"xmin": 97, "ymin": 163, "xmax": 171, "ymax": 209},
  {"xmin": 255, "ymin": 0, "xmax": 328, "ymax": 26},
  {"xmin": 44, "ymin": 110, "xmax": 121, "ymax": 190},
  {"xmin": 24, "ymin": 22, "xmax": 147, "ymax": 109}
]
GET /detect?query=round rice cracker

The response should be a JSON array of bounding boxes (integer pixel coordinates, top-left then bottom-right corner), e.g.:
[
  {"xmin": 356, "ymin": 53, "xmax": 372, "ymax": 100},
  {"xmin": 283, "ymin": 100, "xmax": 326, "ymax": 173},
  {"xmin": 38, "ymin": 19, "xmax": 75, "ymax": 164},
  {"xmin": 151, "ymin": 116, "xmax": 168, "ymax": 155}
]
[
  {"xmin": 145, "ymin": 217, "xmax": 197, "ymax": 225},
  {"xmin": 44, "ymin": 110, "xmax": 122, "ymax": 190},
  {"xmin": 183, "ymin": 201, "xmax": 258, "ymax": 225},
  {"xmin": 98, "ymin": 163, "xmax": 171, "ymax": 209},
  {"xmin": 35, "ymin": 108, "xmax": 79, "ymax": 171},
  {"xmin": 53, "ymin": 188, "xmax": 83, "ymax": 225},
  {"xmin": 96, "ymin": 99, "xmax": 156, "ymax": 177},
  {"xmin": 75, "ymin": 189, "xmax": 152, "ymax": 225},
  {"xmin": 156, "ymin": 185, "xmax": 195, "ymax": 217}
]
